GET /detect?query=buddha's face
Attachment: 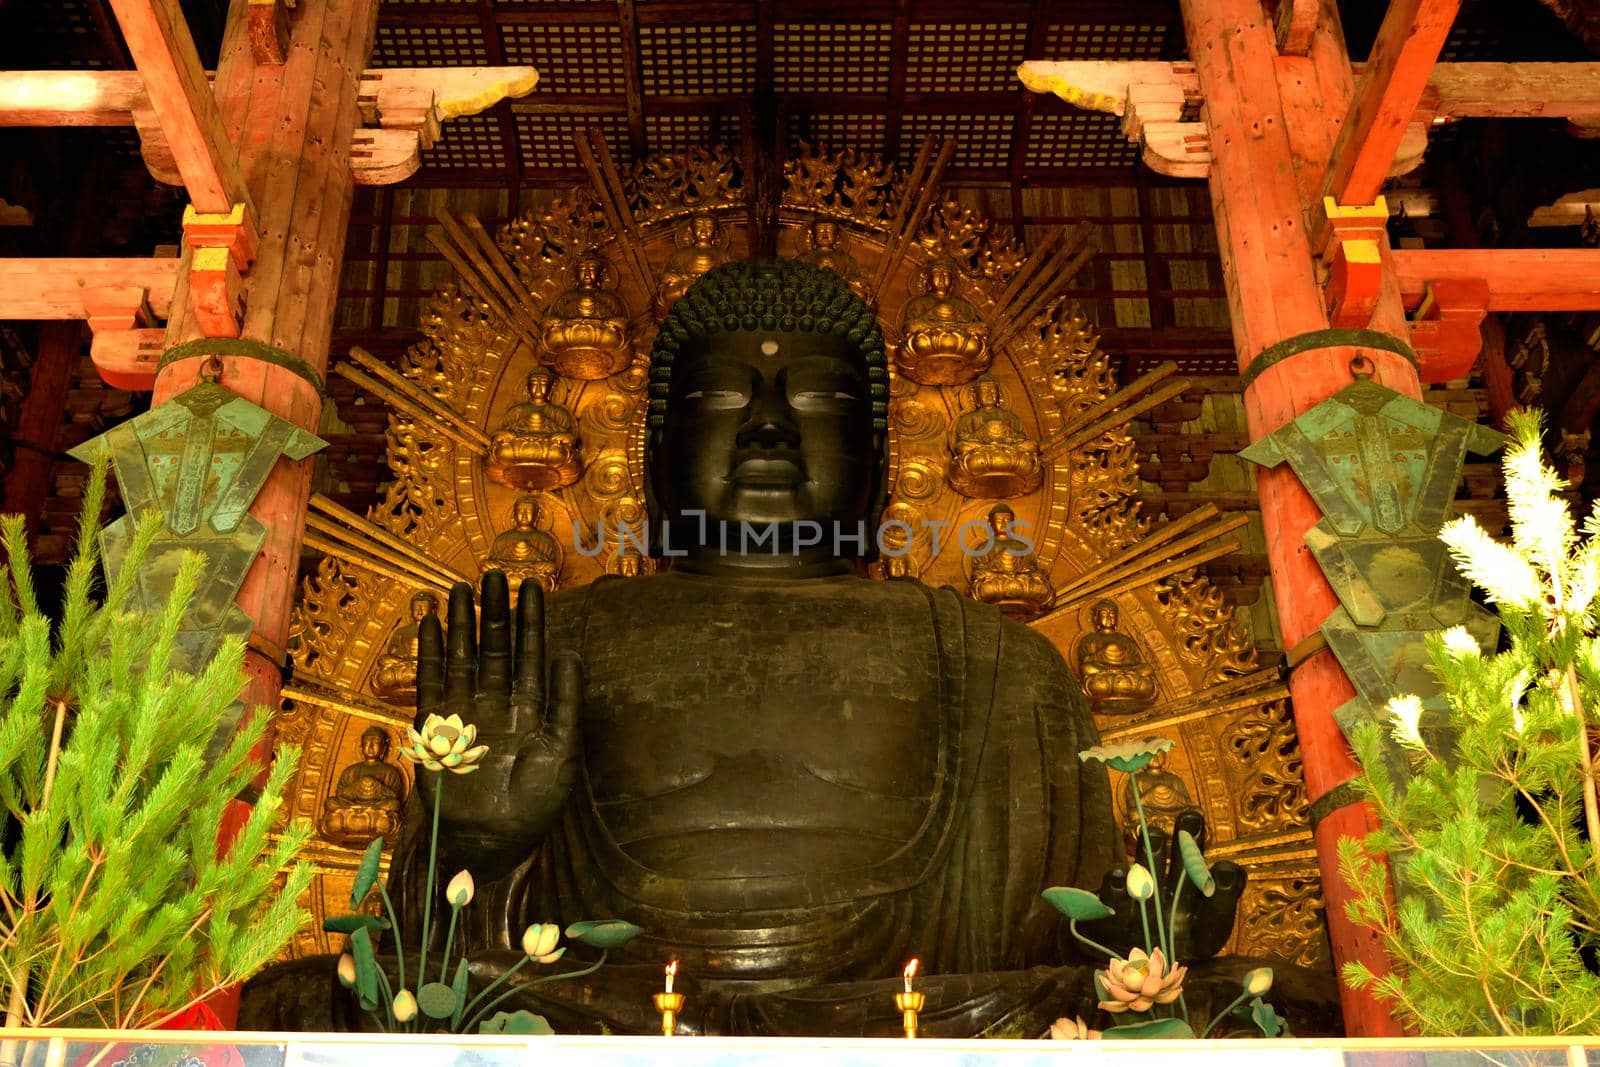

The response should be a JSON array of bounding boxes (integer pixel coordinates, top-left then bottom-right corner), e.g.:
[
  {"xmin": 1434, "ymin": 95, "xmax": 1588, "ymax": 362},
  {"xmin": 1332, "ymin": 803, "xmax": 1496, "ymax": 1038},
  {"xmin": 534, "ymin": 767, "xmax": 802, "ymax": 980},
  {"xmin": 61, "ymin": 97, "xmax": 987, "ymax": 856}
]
[
  {"xmin": 410, "ymin": 593, "xmax": 437, "ymax": 622},
  {"xmin": 929, "ymin": 264, "xmax": 954, "ymax": 295},
  {"xmin": 513, "ymin": 497, "xmax": 538, "ymax": 528},
  {"xmin": 1094, "ymin": 601, "xmax": 1118, "ymax": 631},
  {"xmin": 360, "ymin": 729, "xmax": 389, "ymax": 761},
  {"xmin": 526, "ymin": 370, "xmax": 553, "ymax": 402},
  {"xmin": 813, "ymin": 221, "xmax": 838, "ymax": 249},
  {"xmin": 990, "ymin": 507, "xmax": 1013, "ymax": 536},
  {"xmin": 976, "ymin": 379, "xmax": 1000, "ymax": 408},
  {"xmin": 691, "ymin": 214, "xmax": 718, "ymax": 245},
  {"xmin": 653, "ymin": 329, "xmax": 879, "ymax": 540}
]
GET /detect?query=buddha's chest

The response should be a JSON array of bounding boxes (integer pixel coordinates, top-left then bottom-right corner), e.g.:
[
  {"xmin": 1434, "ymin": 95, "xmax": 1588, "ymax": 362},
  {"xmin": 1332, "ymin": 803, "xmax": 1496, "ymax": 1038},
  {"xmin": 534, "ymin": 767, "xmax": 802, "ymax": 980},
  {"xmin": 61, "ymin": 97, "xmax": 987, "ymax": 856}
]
[{"xmin": 572, "ymin": 580, "xmax": 945, "ymax": 813}]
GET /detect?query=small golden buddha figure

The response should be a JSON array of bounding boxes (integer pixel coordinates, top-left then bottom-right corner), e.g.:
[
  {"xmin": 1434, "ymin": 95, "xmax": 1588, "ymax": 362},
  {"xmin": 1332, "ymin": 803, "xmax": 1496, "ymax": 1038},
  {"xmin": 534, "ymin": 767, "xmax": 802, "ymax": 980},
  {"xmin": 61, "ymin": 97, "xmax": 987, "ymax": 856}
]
[
  {"xmin": 321, "ymin": 726, "xmax": 407, "ymax": 847},
  {"xmin": 487, "ymin": 366, "xmax": 584, "ymax": 491},
  {"xmin": 653, "ymin": 213, "xmax": 729, "ymax": 319},
  {"xmin": 796, "ymin": 217, "xmax": 864, "ymax": 293},
  {"xmin": 608, "ymin": 544, "xmax": 653, "ymax": 578},
  {"xmin": 1119, "ymin": 749, "xmax": 1193, "ymax": 859},
  {"xmin": 1073, "ymin": 599, "xmax": 1159, "ymax": 717},
  {"xmin": 485, "ymin": 495, "xmax": 562, "ymax": 593},
  {"xmin": 968, "ymin": 503, "xmax": 1052, "ymax": 620},
  {"xmin": 897, "ymin": 259, "xmax": 990, "ymax": 386},
  {"xmin": 947, "ymin": 376, "xmax": 1043, "ymax": 499},
  {"xmin": 538, "ymin": 252, "xmax": 633, "ymax": 380},
  {"xmin": 372, "ymin": 590, "xmax": 440, "ymax": 703}
]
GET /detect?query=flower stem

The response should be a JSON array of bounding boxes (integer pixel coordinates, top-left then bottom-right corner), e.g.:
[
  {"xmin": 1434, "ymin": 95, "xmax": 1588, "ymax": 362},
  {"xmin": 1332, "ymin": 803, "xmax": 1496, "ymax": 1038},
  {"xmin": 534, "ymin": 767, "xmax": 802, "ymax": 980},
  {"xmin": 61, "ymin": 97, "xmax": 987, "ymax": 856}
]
[
  {"xmin": 376, "ymin": 882, "xmax": 406, "ymax": 998},
  {"xmin": 1068, "ymin": 920, "xmax": 1119, "ymax": 959},
  {"xmin": 1130, "ymin": 776, "xmax": 1173, "ymax": 961},
  {"xmin": 458, "ymin": 955, "xmax": 531, "ymax": 1026},
  {"xmin": 1135, "ymin": 895, "xmax": 1154, "ymax": 959},
  {"xmin": 462, "ymin": 951, "xmax": 609, "ymax": 1034},
  {"xmin": 1167, "ymin": 872, "xmax": 1186, "ymax": 963},
  {"xmin": 418, "ymin": 776, "xmax": 442, "ymax": 995},
  {"xmin": 1200, "ymin": 991, "xmax": 1250, "ymax": 1038},
  {"xmin": 440, "ymin": 905, "xmax": 461, "ymax": 985}
]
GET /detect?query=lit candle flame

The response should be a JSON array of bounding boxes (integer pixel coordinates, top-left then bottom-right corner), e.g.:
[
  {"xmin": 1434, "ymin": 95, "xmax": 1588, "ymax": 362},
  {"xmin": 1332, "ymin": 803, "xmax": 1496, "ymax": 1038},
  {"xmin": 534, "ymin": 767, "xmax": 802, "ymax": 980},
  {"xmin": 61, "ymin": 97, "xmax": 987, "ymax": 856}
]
[
  {"xmin": 903, "ymin": 958, "xmax": 918, "ymax": 993},
  {"xmin": 665, "ymin": 959, "xmax": 678, "ymax": 994}
]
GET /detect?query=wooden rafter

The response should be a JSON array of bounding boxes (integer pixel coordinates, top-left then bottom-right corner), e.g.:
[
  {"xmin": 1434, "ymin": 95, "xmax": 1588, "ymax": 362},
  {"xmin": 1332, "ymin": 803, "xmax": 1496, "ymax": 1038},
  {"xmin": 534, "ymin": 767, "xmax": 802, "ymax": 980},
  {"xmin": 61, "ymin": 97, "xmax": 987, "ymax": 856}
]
[
  {"xmin": 1392, "ymin": 249, "xmax": 1600, "ymax": 312},
  {"xmin": 105, "ymin": 0, "xmax": 251, "ymax": 216},
  {"xmin": 1320, "ymin": 0, "xmax": 1461, "ymax": 208},
  {"xmin": 0, "ymin": 258, "xmax": 179, "ymax": 320},
  {"xmin": 617, "ymin": 0, "xmax": 648, "ymax": 159}
]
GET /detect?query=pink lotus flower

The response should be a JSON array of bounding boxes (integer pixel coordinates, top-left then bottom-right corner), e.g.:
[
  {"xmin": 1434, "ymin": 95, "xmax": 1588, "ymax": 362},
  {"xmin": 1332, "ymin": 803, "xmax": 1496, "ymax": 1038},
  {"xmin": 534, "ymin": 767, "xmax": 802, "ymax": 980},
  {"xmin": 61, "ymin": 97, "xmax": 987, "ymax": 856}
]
[{"xmin": 1095, "ymin": 947, "xmax": 1187, "ymax": 1014}]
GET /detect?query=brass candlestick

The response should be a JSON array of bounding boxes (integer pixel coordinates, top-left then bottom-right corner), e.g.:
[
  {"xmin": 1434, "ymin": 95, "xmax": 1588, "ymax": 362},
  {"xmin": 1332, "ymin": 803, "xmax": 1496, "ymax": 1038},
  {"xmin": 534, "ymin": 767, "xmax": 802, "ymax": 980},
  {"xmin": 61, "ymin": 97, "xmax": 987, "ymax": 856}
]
[
  {"xmin": 893, "ymin": 991, "xmax": 925, "ymax": 1039},
  {"xmin": 653, "ymin": 991, "xmax": 685, "ymax": 1036}
]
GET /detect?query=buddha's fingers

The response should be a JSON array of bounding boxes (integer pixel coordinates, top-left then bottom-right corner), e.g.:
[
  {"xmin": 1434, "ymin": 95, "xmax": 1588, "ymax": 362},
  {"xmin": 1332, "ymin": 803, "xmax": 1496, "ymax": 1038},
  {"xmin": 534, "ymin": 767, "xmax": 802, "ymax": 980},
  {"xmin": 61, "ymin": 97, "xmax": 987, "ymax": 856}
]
[
  {"xmin": 416, "ymin": 613, "xmax": 447, "ymax": 725},
  {"xmin": 514, "ymin": 579, "xmax": 547, "ymax": 712},
  {"xmin": 444, "ymin": 581, "xmax": 479, "ymax": 716},
  {"xmin": 478, "ymin": 571, "xmax": 513, "ymax": 699},
  {"xmin": 546, "ymin": 651, "xmax": 583, "ymax": 746}
]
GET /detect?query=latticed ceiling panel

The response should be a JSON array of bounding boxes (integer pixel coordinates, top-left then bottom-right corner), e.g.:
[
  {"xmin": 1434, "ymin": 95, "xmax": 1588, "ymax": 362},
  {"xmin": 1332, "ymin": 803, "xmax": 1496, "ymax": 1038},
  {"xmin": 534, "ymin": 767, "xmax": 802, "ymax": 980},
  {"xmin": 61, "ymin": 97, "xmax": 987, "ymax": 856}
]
[
  {"xmin": 517, "ymin": 113, "xmax": 632, "ymax": 170},
  {"xmin": 1045, "ymin": 22, "xmax": 1168, "ymax": 59},
  {"xmin": 640, "ymin": 23, "xmax": 758, "ymax": 95},
  {"xmin": 1027, "ymin": 111, "xmax": 1140, "ymax": 169},
  {"xmin": 645, "ymin": 114, "xmax": 718, "ymax": 154},
  {"xmin": 773, "ymin": 23, "xmax": 895, "ymax": 94},
  {"xmin": 899, "ymin": 113, "xmax": 1014, "ymax": 169},
  {"xmin": 501, "ymin": 23, "xmax": 626, "ymax": 94},
  {"xmin": 372, "ymin": 22, "xmax": 490, "ymax": 67},
  {"xmin": 787, "ymin": 114, "xmax": 890, "ymax": 158},
  {"xmin": 905, "ymin": 22, "xmax": 1029, "ymax": 93},
  {"xmin": 422, "ymin": 113, "xmax": 507, "ymax": 170}
]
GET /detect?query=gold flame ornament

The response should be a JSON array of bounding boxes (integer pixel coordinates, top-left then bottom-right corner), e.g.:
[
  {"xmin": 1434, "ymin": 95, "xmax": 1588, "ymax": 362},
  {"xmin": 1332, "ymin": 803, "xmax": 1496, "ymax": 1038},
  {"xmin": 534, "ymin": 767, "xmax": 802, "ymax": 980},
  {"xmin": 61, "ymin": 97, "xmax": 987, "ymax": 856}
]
[
  {"xmin": 894, "ymin": 958, "xmax": 925, "ymax": 1038},
  {"xmin": 653, "ymin": 960, "xmax": 684, "ymax": 1036}
]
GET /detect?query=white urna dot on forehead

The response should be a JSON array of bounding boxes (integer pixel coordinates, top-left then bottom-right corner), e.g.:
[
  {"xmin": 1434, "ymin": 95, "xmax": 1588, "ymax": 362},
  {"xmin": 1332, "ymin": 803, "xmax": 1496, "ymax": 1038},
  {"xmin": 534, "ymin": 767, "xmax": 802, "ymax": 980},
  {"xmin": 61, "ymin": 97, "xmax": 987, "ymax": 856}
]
[{"xmin": 760, "ymin": 340, "xmax": 780, "ymax": 357}]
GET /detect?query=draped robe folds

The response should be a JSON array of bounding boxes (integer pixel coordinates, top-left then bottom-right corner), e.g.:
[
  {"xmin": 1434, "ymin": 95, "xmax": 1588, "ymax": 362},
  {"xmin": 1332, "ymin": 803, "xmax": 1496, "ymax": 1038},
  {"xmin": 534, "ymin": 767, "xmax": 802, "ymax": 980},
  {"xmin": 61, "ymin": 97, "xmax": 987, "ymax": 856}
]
[{"xmin": 238, "ymin": 575, "xmax": 1341, "ymax": 1036}]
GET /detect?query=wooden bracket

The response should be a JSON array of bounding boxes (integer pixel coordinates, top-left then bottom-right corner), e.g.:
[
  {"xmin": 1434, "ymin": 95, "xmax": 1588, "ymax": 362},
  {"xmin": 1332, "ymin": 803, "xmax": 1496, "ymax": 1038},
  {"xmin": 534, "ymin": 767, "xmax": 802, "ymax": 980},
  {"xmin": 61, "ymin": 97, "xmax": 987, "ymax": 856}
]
[
  {"xmin": 247, "ymin": 0, "xmax": 291, "ymax": 66},
  {"xmin": 1408, "ymin": 278, "xmax": 1489, "ymax": 383},
  {"xmin": 91, "ymin": 328, "xmax": 166, "ymax": 391},
  {"xmin": 1274, "ymin": 0, "xmax": 1319, "ymax": 55},
  {"xmin": 182, "ymin": 202, "xmax": 256, "ymax": 337},
  {"xmin": 1320, "ymin": 197, "xmax": 1389, "ymax": 328}
]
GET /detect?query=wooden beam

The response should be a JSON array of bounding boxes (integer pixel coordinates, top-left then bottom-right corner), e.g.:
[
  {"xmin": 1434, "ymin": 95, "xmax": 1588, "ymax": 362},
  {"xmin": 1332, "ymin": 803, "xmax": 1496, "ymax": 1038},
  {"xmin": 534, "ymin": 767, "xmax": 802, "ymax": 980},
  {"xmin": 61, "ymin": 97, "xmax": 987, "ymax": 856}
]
[
  {"xmin": 105, "ymin": 0, "xmax": 251, "ymax": 215},
  {"xmin": 1392, "ymin": 249, "xmax": 1600, "ymax": 311},
  {"xmin": 1321, "ymin": 0, "xmax": 1460, "ymax": 207},
  {"xmin": 1429, "ymin": 63, "xmax": 1600, "ymax": 121},
  {"xmin": 1275, "ymin": 0, "xmax": 1319, "ymax": 55},
  {"xmin": 616, "ymin": 0, "xmax": 647, "ymax": 158},
  {"xmin": 0, "ymin": 258, "xmax": 179, "ymax": 320},
  {"xmin": 0, "ymin": 71, "xmax": 146, "ymax": 126}
]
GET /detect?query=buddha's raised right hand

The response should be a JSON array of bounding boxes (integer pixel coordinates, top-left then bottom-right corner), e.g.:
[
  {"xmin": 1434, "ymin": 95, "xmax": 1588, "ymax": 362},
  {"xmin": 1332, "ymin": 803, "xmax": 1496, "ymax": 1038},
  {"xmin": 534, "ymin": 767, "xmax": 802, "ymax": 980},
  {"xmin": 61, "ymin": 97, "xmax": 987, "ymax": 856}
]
[{"xmin": 416, "ymin": 571, "xmax": 582, "ymax": 883}]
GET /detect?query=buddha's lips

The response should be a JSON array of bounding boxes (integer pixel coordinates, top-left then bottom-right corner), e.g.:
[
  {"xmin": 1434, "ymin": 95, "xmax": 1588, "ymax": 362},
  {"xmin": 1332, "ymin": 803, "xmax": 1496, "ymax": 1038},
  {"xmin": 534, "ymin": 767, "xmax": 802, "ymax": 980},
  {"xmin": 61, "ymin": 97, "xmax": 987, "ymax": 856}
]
[{"xmin": 730, "ymin": 453, "xmax": 804, "ymax": 486}]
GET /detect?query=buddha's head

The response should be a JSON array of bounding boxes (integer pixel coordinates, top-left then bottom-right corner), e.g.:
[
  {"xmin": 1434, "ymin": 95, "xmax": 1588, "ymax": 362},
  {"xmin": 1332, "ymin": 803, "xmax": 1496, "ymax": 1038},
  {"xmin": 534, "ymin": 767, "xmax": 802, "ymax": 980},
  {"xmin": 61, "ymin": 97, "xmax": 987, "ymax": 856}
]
[
  {"xmin": 1092, "ymin": 598, "xmax": 1120, "ymax": 631},
  {"xmin": 690, "ymin": 213, "xmax": 720, "ymax": 246},
  {"xmin": 512, "ymin": 495, "xmax": 539, "ymax": 530},
  {"xmin": 648, "ymin": 260, "xmax": 889, "ymax": 569},
  {"xmin": 359, "ymin": 726, "xmax": 391, "ymax": 762},
  {"xmin": 525, "ymin": 365, "xmax": 556, "ymax": 403},
  {"xmin": 812, "ymin": 218, "xmax": 840, "ymax": 250},
  {"xmin": 989, "ymin": 503, "xmax": 1015, "ymax": 537},
  {"xmin": 974, "ymin": 376, "xmax": 1001, "ymax": 409},
  {"xmin": 927, "ymin": 261, "xmax": 957, "ymax": 297},
  {"xmin": 573, "ymin": 253, "xmax": 606, "ymax": 289},
  {"xmin": 409, "ymin": 590, "xmax": 438, "ymax": 623}
]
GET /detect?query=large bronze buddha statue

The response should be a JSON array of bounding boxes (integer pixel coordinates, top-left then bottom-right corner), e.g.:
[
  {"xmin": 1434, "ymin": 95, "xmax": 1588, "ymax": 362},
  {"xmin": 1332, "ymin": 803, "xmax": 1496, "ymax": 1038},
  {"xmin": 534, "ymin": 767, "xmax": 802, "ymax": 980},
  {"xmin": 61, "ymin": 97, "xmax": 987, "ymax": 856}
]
[{"xmin": 242, "ymin": 261, "xmax": 1337, "ymax": 1036}]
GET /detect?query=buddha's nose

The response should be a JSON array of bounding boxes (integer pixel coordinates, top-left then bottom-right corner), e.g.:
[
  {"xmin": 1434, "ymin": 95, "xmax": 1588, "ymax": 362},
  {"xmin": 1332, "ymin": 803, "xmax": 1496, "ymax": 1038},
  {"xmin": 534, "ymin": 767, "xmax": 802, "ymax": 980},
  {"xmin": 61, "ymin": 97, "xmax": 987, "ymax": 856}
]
[{"xmin": 736, "ymin": 387, "xmax": 801, "ymax": 450}]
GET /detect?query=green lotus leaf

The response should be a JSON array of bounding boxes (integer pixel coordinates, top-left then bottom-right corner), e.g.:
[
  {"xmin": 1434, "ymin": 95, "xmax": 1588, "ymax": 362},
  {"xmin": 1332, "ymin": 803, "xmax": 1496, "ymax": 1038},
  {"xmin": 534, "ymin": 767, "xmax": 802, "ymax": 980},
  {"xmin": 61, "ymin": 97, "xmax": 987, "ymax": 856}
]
[
  {"xmin": 349, "ymin": 837, "xmax": 384, "ymax": 908},
  {"xmin": 1042, "ymin": 886, "xmax": 1115, "ymax": 921},
  {"xmin": 450, "ymin": 959, "xmax": 470, "ymax": 1030},
  {"xmin": 1078, "ymin": 737, "xmax": 1175, "ymax": 774},
  {"xmin": 564, "ymin": 919, "xmax": 646, "ymax": 948},
  {"xmin": 480, "ymin": 1010, "xmax": 555, "ymax": 1035},
  {"xmin": 1176, "ymin": 830, "xmax": 1215, "ymax": 897},
  {"xmin": 1102, "ymin": 1017, "xmax": 1197, "ymax": 1039},
  {"xmin": 322, "ymin": 914, "xmax": 390, "ymax": 935},
  {"xmin": 349, "ymin": 927, "xmax": 379, "ymax": 1007},
  {"xmin": 418, "ymin": 982, "xmax": 459, "ymax": 1020},
  {"xmin": 1251, "ymin": 997, "xmax": 1288, "ymax": 1038}
]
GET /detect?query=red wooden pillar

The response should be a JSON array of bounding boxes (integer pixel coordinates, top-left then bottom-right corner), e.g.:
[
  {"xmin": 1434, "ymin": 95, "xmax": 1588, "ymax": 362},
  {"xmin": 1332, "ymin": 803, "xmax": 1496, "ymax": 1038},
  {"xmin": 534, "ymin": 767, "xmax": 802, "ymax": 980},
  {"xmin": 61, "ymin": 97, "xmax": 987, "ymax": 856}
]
[
  {"xmin": 1179, "ymin": 0, "xmax": 1419, "ymax": 1037},
  {"xmin": 147, "ymin": 0, "xmax": 378, "ymax": 1024}
]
